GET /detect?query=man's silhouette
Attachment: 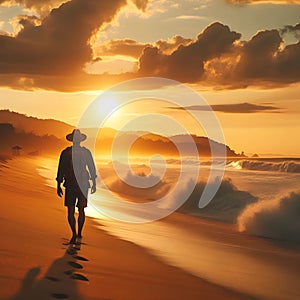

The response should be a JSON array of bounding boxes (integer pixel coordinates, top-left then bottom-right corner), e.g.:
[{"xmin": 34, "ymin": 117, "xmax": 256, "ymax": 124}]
[{"xmin": 56, "ymin": 129, "xmax": 97, "ymax": 244}]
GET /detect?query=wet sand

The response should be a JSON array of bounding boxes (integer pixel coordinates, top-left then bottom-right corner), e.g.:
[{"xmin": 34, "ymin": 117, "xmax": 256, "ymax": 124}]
[{"xmin": 0, "ymin": 157, "xmax": 253, "ymax": 300}]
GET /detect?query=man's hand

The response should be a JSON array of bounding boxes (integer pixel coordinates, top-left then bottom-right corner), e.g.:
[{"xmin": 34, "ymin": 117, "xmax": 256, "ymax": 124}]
[
  {"xmin": 91, "ymin": 180, "xmax": 96, "ymax": 194},
  {"xmin": 57, "ymin": 183, "xmax": 63, "ymax": 197}
]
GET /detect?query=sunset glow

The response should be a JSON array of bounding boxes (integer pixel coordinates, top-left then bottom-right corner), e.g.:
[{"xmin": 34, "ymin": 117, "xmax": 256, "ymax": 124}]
[
  {"xmin": 0, "ymin": 0, "xmax": 299, "ymax": 157},
  {"xmin": 1, "ymin": 2, "xmax": 300, "ymax": 299}
]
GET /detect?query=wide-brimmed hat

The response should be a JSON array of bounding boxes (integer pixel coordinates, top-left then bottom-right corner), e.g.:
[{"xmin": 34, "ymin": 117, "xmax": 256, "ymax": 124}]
[{"xmin": 66, "ymin": 129, "xmax": 87, "ymax": 142}]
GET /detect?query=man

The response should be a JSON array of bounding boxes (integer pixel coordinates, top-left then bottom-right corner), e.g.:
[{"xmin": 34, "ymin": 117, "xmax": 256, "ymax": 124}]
[{"xmin": 56, "ymin": 129, "xmax": 97, "ymax": 244}]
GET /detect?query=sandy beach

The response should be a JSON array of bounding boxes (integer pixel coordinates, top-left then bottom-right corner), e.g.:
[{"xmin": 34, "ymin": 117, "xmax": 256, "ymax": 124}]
[
  {"xmin": 1, "ymin": 0, "xmax": 299, "ymax": 298},
  {"xmin": 0, "ymin": 157, "xmax": 252, "ymax": 300}
]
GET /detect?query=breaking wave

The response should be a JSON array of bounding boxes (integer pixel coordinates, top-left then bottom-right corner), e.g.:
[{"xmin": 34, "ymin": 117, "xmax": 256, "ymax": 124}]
[
  {"xmin": 178, "ymin": 178, "xmax": 300, "ymax": 243},
  {"xmin": 178, "ymin": 178, "xmax": 257, "ymax": 223},
  {"xmin": 228, "ymin": 159, "xmax": 300, "ymax": 173},
  {"xmin": 238, "ymin": 191, "xmax": 300, "ymax": 243}
]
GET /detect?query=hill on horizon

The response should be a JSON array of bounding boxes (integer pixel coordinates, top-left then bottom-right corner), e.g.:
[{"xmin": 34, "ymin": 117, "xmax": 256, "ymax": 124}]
[
  {"xmin": 0, "ymin": 109, "xmax": 74, "ymax": 139},
  {"xmin": 0, "ymin": 123, "xmax": 66, "ymax": 155},
  {"xmin": 0, "ymin": 110, "xmax": 240, "ymax": 158}
]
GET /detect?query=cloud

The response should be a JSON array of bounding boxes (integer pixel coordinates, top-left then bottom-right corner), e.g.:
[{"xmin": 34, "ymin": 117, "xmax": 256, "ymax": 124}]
[
  {"xmin": 0, "ymin": 0, "xmax": 149, "ymax": 15},
  {"xmin": 95, "ymin": 39, "xmax": 151, "ymax": 59},
  {"xmin": 212, "ymin": 102, "xmax": 281, "ymax": 113},
  {"xmin": 280, "ymin": 23, "xmax": 300, "ymax": 39},
  {"xmin": 0, "ymin": 1, "xmax": 299, "ymax": 92},
  {"xmin": 0, "ymin": 0, "xmax": 67, "ymax": 15},
  {"xmin": 0, "ymin": 71, "xmax": 137, "ymax": 92},
  {"xmin": 0, "ymin": 0, "xmax": 132, "ymax": 76},
  {"xmin": 154, "ymin": 35, "xmax": 193, "ymax": 54},
  {"xmin": 234, "ymin": 30, "xmax": 282, "ymax": 79},
  {"xmin": 94, "ymin": 35, "xmax": 192, "ymax": 59},
  {"xmin": 170, "ymin": 102, "xmax": 282, "ymax": 113},
  {"xmin": 234, "ymin": 30, "xmax": 300, "ymax": 84},
  {"xmin": 0, "ymin": 0, "xmax": 151, "ymax": 78},
  {"xmin": 131, "ymin": 0, "xmax": 149, "ymax": 11},
  {"xmin": 226, "ymin": 0, "xmax": 300, "ymax": 4},
  {"xmin": 175, "ymin": 15, "xmax": 207, "ymax": 20},
  {"xmin": 139, "ymin": 22, "xmax": 241, "ymax": 82},
  {"xmin": 202, "ymin": 28, "xmax": 300, "ymax": 88}
]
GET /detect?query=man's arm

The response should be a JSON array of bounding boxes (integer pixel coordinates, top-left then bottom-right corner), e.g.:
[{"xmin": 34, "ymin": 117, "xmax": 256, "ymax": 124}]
[
  {"xmin": 57, "ymin": 182, "xmax": 63, "ymax": 197},
  {"xmin": 90, "ymin": 178, "xmax": 96, "ymax": 194},
  {"xmin": 56, "ymin": 150, "xmax": 65, "ymax": 197},
  {"xmin": 85, "ymin": 149, "xmax": 97, "ymax": 194}
]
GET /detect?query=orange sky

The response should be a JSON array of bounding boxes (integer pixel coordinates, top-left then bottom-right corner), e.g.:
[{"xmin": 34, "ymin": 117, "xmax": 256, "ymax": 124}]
[{"xmin": 0, "ymin": 0, "xmax": 299, "ymax": 156}]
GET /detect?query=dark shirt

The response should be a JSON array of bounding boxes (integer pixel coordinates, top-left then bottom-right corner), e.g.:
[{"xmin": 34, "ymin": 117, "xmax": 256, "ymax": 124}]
[{"xmin": 56, "ymin": 146, "xmax": 97, "ymax": 189}]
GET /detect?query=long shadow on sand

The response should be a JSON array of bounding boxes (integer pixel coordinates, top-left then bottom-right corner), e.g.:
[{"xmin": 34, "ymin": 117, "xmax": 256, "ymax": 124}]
[{"xmin": 12, "ymin": 243, "xmax": 89, "ymax": 300}]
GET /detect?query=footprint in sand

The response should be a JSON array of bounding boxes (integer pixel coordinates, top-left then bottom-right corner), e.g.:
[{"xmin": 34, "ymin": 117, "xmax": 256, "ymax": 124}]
[
  {"xmin": 46, "ymin": 276, "xmax": 60, "ymax": 282},
  {"xmin": 64, "ymin": 270, "xmax": 74, "ymax": 275},
  {"xmin": 73, "ymin": 255, "xmax": 89, "ymax": 261},
  {"xmin": 67, "ymin": 248, "xmax": 77, "ymax": 255},
  {"xmin": 68, "ymin": 261, "xmax": 83, "ymax": 269},
  {"xmin": 70, "ymin": 273, "xmax": 89, "ymax": 281},
  {"xmin": 61, "ymin": 239, "xmax": 90, "ymax": 283}
]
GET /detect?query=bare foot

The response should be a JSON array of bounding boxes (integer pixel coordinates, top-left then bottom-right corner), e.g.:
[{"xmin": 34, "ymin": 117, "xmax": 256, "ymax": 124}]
[{"xmin": 69, "ymin": 235, "xmax": 77, "ymax": 244}]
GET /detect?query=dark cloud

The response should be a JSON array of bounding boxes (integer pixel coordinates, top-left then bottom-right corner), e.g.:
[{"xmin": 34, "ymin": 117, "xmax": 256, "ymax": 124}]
[
  {"xmin": 275, "ymin": 41, "xmax": 300, "ymax": 81},
  {"xmin": 0, "ymin": 71, "xmax": 137, "ymax": 92},
  {"xmin": 0, "ymin": 0, "xmax": 134, "ymax": 75},
  {"xmin": 280, "ymin": 23, "xmax": 300, "ymax": 39},
  {"xmin": 154, "ymin": 35, "xmax": 193, "ymax": 54},
  {"xmin": 16, "ymin": 15, "xmax": 42, "ymax": 28},
  {"xmin": 95, "ymin": 39, "xmax": 151, "ymax": 59},
  {"xmin": 131, "ymin": 0, "xmax": 148, "ymax": 11},
  {"xmin": 0, "ymin": 0, "xmax": 299, "ymax": 92},
  {"xmin": 201, "ymin": 28, "xmax": 300, "ymax": 88},
  {"xmin": 139, "ymin": 22, "xmax": 241, "ymax": 82},
  {"xmin": 95, "ymin": 35, "xmax": 192, "ymax": 59},
  {"xmin": 234, "ymin": 30, "xmax": 282, "ymax": 79},
  {"xmin": 99, "ymin": 26, "xmax": 300, "ymax": 89},
  {"xmin": 233, "ymin": 30, "xmax": 300, "ymax": 84},
  {"xmin": 171, "ymin": 102, "xmax": 281, "ymax": 114}
]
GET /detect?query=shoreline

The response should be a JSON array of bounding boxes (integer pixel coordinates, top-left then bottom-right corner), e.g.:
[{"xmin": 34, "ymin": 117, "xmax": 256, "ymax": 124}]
[
  {"xmin": 32, "ymin": 155, "xmax": 300, "ymax": 299},
  {"xmin": 0, "ymin": 156, "xmax": 253, "ymax": 300}
]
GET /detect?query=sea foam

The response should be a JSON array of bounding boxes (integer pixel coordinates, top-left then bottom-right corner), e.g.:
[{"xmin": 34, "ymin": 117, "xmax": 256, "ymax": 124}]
[
  {"xmin": 179, "ymin": 178, "xmax": 257, "ymax": 223},
  {"xmin": 238, "ymin": 191, "xmax": 300, "ymax": 243},
  {"xmin": 228, "ymin": 160, "xmax": 300, "ymax": 173}
]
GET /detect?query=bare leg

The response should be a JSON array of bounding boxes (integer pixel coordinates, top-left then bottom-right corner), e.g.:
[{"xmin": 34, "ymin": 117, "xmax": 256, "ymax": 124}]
[
  {"xmin": 78, "ymin": 207, "xmax": 85, "ymax": 238},
  {"xmin": 67, "ymin": 206, "xmax": 77, "ymax": 243}
]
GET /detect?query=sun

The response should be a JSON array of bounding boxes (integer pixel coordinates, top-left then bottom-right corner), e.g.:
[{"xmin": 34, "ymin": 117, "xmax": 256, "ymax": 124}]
[
  {"xmin": 96, "ymin": 94, "xmax": 126, "ymax": 130},
  {"xmin": 98, "ymin": 95, "xmax": 120, "ymax": 118}
]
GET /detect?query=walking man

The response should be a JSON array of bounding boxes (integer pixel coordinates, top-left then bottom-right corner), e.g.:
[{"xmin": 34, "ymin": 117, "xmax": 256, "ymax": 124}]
[{"xmin": 56, "ymin": 129, "xmax": 97, "ymax": 244}]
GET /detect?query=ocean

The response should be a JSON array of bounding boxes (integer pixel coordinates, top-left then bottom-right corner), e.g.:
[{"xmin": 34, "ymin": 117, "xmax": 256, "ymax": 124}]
[{"xmin": 38, "ymin": 156, "xmax": 300, "ymax": 300}]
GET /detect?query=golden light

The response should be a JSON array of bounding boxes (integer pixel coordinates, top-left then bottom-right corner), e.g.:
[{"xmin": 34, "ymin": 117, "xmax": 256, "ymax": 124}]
[{"xmin": 98, "ymin": 95, "xmax": 120, "ymax": 119}]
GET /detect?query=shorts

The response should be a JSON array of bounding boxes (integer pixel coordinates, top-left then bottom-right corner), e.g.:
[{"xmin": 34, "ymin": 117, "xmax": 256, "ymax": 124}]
[{"xmin": 64, "ymin": 187, "xmax": 88, "ymax": 208}]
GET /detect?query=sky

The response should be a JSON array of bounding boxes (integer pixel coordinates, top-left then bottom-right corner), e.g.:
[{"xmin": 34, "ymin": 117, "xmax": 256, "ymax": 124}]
[{"xmin": 0, "ymin": 0, "xmax": 299, "ymax": 156}]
